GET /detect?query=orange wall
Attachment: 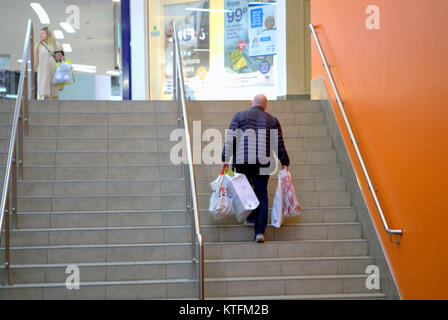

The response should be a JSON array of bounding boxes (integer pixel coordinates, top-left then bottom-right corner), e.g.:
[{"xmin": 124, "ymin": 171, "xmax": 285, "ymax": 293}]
[{"xmin": 311, "ymin": 0, "xmax": 448, "ymax": 299}]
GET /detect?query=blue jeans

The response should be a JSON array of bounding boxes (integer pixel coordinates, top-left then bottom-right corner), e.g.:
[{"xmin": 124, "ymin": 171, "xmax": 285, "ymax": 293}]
[{"xmin": 234, "ymin": 165, "xmax": 270, "ymax": 236}]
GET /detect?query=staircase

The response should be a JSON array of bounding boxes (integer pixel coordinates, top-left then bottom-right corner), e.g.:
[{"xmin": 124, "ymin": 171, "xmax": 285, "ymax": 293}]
[{"xmin": 0, "ymin": 99, "xmax": 386, "ymax": 300}]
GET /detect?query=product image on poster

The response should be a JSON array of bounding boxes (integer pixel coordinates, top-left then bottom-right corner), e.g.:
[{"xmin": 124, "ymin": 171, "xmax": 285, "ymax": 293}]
[
  {"xmin": 248, "ymin": 2, "xmax": 277, "ymax": 57},
  {"xmin": 164, "ymin": 0, "xmax": 210, "ymax": 99},
  {"xmin": 224, "ymin": 0, "xmax": 276, "ymax": 87}
]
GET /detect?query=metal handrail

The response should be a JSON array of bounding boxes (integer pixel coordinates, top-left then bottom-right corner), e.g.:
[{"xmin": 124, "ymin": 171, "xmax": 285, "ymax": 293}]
[
  {"xmin": 0, "ymin": 19, "xmax": 34, "ymax": 284},
  {"xmin": 172, "ymin": 21, "xmax": 205, "ymax": 299},
  {"xmin": 309, "ymin": 24, "xmax": 403, "ymax": 244}
]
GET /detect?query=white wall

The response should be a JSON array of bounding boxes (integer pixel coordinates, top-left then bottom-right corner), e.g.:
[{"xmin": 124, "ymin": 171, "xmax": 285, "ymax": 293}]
[
  {"xmin": 277, "ymin": 0, "xmax": 287, "ymax": 98},
  {"xmin": 130, "ymin": 0, "xmax": 149, "ymax": 100},
  {"xmin": 95, "ymin": 75, "xmax": 112, "ymax": 100}
]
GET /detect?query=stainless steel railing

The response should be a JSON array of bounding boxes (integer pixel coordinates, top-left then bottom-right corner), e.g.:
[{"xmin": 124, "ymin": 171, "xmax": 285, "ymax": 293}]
[
  {"xmin": 171, "ymin": 21, "xmax": 205, "ymax": 299},
  {"xmin": 309, "ymin": 24, "xmax": 403, "ymax": 244},
  {"xmin": 0, "ymin": 19, "xmax": 34, "ymax": 284}
]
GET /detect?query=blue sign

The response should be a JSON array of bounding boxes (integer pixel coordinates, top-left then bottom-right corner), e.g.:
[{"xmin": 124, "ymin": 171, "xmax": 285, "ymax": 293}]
[
  {"xmin": 250, "ymin": 8, "xmax": 263, "ymax": 28},
  {"xmin": 259, "ymin": 61, "xmax": 271, "ymax": 74}
]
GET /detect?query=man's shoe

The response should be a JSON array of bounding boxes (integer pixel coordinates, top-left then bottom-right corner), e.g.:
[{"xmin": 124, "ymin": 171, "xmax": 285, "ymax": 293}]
[
  {"xmin": 255, "ymin": 234, "xmax": 265, "ymax": 243},
  {"xmin": 244, "ymin": 219, "xmax": 255, "ymax": 226}
]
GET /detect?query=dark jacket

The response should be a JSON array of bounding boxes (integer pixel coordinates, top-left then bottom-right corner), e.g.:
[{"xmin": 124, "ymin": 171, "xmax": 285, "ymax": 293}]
[{"xmin": 222, "ymin": 106, "xmax": 290, "ymax": 167}]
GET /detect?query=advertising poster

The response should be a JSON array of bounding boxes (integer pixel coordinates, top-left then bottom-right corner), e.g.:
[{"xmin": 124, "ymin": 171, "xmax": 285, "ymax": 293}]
[
  {"xmin": 224, "ymin": 0, "xmax": 277, "ymax": 88},
  {"xmin": 164, "ymin": 0, "xmax": 210, "ymax": 100},
  {"xmin": 248, "ymin": 2, "xmax": 277, "ymax": 57}
]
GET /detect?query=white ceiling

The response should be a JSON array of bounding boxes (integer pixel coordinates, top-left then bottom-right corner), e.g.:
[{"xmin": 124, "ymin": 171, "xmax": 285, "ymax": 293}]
[{"xmin": 0, "ymin": 0, "xmax": 116, "ymax": 75}]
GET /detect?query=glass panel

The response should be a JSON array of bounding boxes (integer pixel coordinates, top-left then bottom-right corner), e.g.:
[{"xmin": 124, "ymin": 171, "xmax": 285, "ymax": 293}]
[
  {"xmin": 149, "ymin": 0, "xmax": 280, "ymax": 101},
  {"xmin": 0, "ymin": 0, "xmax": 121, "ymax": 100}
]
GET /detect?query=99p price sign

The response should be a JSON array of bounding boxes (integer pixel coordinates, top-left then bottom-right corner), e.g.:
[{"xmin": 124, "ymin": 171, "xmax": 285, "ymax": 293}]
[{"xmin": 226, "ymin": 6, "xmax": 248, "ymax": 24}]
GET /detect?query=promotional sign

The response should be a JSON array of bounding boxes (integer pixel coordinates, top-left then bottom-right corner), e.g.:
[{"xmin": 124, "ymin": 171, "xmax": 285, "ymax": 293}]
[
  {"xmin": 164, "ymin": 0, "xmax": 210, "ymax": 100},
  {"xmin": 248, "ymin": 2, "xmax": 277, "ymax": 57},
  {"xmin": 224, "ymin": 0, "xmax": 277, "ymax": 88}
]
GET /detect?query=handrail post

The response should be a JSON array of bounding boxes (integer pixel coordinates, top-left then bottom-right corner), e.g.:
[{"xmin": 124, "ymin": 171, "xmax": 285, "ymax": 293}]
[
  {"xmin": 309, "ymin": 24, "xmax": 403, "ymax": 244},
  {"xmin": 19, "ymin": 99, "xmax": 24, "ymax": 179},
  {"xmin": 12, "ymin": 146, "xmax": 17, "ymax": 229},
  {"xmin": 30, "ymin": 24, "xmax": 35, "ymax": 101},
  {"xmin": 25, "ymin": 60, "xmax": 30, "ymax": 137},
  {"xmin": 5, "ymin": 192, "xmax": 11, "ymax": 285}
]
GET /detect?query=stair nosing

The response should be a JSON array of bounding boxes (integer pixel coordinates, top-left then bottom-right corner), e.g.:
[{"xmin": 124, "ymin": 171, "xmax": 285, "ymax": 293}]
[
  {"xmin": 0, "ymin": 278, "xmax": 196, "ymax": 289},
  {"xmin": 2, "ymin": 256, "xmax": 373, "ymax": 269},
  {"xmin": 205, "ymin": 274, "xmax": 371, "ymax": 282},
  {"xmin": 17, "ymin": 190, "xmax": 352, "ymax": 199},
  {"xmin": 206, "ymin": 293, "xmax": 387, "ymax": 300},
  {"xmin": 5, "ymin": 239, "xmax": 368, "ymax": 251},
  {"xmin": 16, "ymin": 206, "xmax": 357, "ymax": 215}
]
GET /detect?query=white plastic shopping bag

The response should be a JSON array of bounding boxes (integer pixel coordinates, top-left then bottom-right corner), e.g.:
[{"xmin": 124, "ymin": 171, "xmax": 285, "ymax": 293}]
[
  {"xmin": 226, "ymin": 171, "xmax": 260, "ymax": 223},
  {"xmin": 271, "ymin": 168, "xmax": 301, "ymax": 228},
  {"xmin": 53, "ymin": 61, "xmax": 74, "ymax": 85},
  {"xmin": 271, "ymin": 180, "xmax": 284, "ymax": 228},
  {"xmin": 209, "ymin": 169, "xmax": 235, "ymax": 220}
]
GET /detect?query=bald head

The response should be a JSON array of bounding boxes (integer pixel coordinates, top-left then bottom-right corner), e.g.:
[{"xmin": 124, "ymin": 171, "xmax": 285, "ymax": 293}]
[{"xmin": 250, "ymin": 94, "xmax": 268, "ymax": 110}]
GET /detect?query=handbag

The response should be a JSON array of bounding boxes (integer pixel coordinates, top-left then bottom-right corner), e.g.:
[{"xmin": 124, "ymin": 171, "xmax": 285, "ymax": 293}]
[{"xmin": 53, "ymin": 60, "xmax": 74, "ymax": 85}]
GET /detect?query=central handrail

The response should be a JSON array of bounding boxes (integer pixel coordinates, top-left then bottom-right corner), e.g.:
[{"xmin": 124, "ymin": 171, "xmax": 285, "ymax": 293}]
[
  {"xmin": 0, "ymin": 19, "xmax": 34, "ymax": 284},
  {"xmin": 309, "ymin": 24, "xmax": 403, "ymax": 244},
  {"xmin": 172, "ymin": 21, "xmax": 205, "ymax": 300}
]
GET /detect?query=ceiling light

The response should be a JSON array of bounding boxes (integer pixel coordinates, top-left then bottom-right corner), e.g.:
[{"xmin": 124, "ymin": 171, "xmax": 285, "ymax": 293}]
[
  {"xmin": 54, "ymin": 30, "xmax": 64, "ymax": 40},
  {"xmin": 106, "ymin": 70, "xmax": 121, "ymax": 77},
  {"xmin": 60, "ymin": 22, "xmax": 76, "ymax": 34},
  {"xmin": 30, "ymin": 3, "xmax": 50, "ymax": 24},
  {"xmin": 185, "ymin": 8, "xmax": 231, "ymax": 13},
  {"xmin": 72, "ymin": 64, "xmax": 97, "ymax": 73},
  {"xmin": 62, "ymin": 43, "xmax": 72, "ymax": 53}
]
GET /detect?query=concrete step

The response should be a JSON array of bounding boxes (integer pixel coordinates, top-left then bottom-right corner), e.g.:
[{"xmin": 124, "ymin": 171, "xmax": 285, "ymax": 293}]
[
  {"xmin": 204, "ymin": 274, "xmax": 381, "ymax": 298},
  {"xmin": 13, "ymin": 206, "xmax": 357, "ymax": 229},
  {"xmin": 21, "ymin": 165, "xmax": 179, "ymax": 180},
  {"xmin": 16, "ymin": 190, "xmax": 352, "ymax": 212},
  {"xmin": 19, "ymin": 162, "xmax": 342, "ymax": 181},
  {"xmin": 24, "ymin": 127, "xmax": 334, "ymax": 152},
  {"xmin": 4, "ymin": 260, "xmax": 193, "ymax": 284},
  {"xmin": 9, "ymin": 226, "xmax": 193, "ymax": 246},
  {"xmin": 28, "ymin": 100, "xmax": 322, "ymax": 114},
  {"xmin": 207, "ymin": 293, "xmax": 387, "ymax": 300},
  {"xmin": 17, "ymin": 150, "xmax": 339, "ymax": 167},
  {"xmin": 201, "ymin": 223, "xmax": 362, "ymax": 242},
  {"xmin": 0, "ymin": 101, "xmax": 13, "ymax": 112},
  {"xmin": 17, "ymin": 176, "xmax": 347, "ymax": 196},
  {"xmin": 4, "ymin": 256, "xmax": 373, "ymax": 285},
  {"xmin": 0, "ymin": 278, "xmax": 197, "ymax": 300},
  {"xmin": 17, "ymin": 194, "xmax": 188, "ymax": 212},
  {"xmin": 7, "ymin": 222, "xmax": 361, "ymax": 246},
  {"xmin": 7, "ymin": 242, "xmax": 193, "ymax": 265},
  {"xmin": 23, "ymin": 137, "xmax": 335, "ymax": 155},
  {"xmin": 1, "ymin": 278, "xmax": 384, "ymax": 300},
  {"xmin": 5, "ymin": 239, "xmax": 368, "ymax": 265}
]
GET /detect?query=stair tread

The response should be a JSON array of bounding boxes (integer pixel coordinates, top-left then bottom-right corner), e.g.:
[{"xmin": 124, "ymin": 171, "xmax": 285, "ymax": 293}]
[
  {"xmin": 1, "ymin": 274, "xmax": 370, "ymax": 289},
  {"xmin": 16, "ymin": 206, "xmax": 357, "ymax": 215},
  {"xmin": 18, "ymin": 191, "xmax": 351, "ymax": 198},
  {"xmin": 206, "ymin": 293, "xmax": 387, "ymax": 300},
  {"xmin": 1, "ymin": 278, "xmax": 196, "ymax": 289},
  {"xmin": 7, "ymin": 239, "xmax": 367, "ymax": 250},
  {"xmin": 3, "ymin": 256, "xmax": 373, "ymax": 269},
  {"xmin": 206, "ymin": 274, "xmax": 371, "ymax": 282},
  {"xmin": 9, "ymin": 222, "xmax": 360, "ymax": 232}
]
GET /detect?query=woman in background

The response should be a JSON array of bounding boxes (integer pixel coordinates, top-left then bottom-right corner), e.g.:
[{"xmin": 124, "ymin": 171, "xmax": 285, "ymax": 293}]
[{"xmin": 34, "ymin": 27, "xmax": 63, "ymax": 100}]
